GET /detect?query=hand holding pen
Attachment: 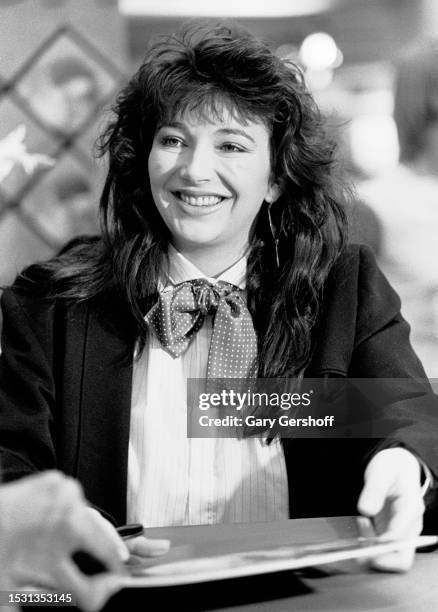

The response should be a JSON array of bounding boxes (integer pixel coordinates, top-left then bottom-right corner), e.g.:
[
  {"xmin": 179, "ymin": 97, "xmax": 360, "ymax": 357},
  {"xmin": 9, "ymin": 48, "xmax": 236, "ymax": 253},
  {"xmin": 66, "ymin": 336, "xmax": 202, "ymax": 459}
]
[{"xmin": 0, "ymin": 472, "xmax": 169, "ymax": 612}]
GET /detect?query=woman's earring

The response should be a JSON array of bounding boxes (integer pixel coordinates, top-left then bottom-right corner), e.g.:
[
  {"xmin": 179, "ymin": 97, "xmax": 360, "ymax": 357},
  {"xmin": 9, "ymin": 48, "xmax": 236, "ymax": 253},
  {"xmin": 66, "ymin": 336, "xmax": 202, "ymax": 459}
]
[{"xmin": 267, "ymin": 203, "xmax": 280, "ymax": 268}]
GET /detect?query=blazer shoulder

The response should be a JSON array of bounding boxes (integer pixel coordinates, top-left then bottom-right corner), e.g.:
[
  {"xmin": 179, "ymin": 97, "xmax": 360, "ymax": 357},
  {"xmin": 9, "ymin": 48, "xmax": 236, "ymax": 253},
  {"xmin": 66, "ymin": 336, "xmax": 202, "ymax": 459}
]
[
  {"xmin": 1, "ymin": 240, "xmax": 100, "ymax": 352},
  {"xmin": 331, "ymin": 242, "xmax": 401, "ymax": 330},
  {"xmin": 329, "ymin": 243, "xmax": 376, "ymax": 280},
  {"xmin": 327, "ymin": 244, "xmax": 399, "ymax": 310},
  {"xmin": 310, "ymin": 244, "xmax": 402, "ymax": 374}
]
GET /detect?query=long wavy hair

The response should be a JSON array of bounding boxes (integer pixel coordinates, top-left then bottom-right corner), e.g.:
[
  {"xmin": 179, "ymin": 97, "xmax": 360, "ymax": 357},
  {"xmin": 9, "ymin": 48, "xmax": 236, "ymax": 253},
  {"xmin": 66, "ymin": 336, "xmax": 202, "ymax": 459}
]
[{"xmin": 19, "ymin": 21, "xmax": 348, "ymax": 377}]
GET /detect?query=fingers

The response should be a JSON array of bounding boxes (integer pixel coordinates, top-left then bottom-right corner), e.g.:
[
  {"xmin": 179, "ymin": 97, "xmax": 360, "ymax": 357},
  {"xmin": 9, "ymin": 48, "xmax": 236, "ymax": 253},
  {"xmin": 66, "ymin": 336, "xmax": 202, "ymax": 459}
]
[
  {"xmin": 371, "ymin": 495, "xmax": 423, "ymax": 573},
  {"xmin": 50, "ymin": 506, "xmax": 128, "ymax": 608},
  {"xmin": 357, "ymin": 448, "xmax": 424, "ymax": 573},
  {"xmin": 73, "ymin": 508, "xmax": 130, "ymax": 571},
  {"xmin": 358, "ymin": 448, "xmax": 422, "ymax": 522},
  {"xmin": 379, "ymin": 494, "xmax": 424, "ymax": 539},
  {"xmin": 357, "ymin": 464, "xmax": 393, "ymax": 518},
  {"xmin": 1, "ymin": 471, "xmax": 131, "ymax": 606},
  {"xmin": 370, "ymin": 547, "xmax": 415, "ymax": 573},
  {"xmin": 86, "ymin": 574, "xmax": 125, "ymax": 612},
  {"xmin": 53, "ymin": 558, "xmax": 121, "ymax": 612},
  {"xmin": 126, "ymin": 535, "xmax": 170, "ymax": 558}
]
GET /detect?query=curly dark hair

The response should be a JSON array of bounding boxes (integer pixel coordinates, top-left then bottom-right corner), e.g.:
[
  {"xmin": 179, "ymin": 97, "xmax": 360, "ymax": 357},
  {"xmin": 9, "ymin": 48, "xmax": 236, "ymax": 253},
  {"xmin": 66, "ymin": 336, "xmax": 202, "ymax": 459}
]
[{"xmin": 19, "ymin": 21, "xmax": 348, "ymax": 377}]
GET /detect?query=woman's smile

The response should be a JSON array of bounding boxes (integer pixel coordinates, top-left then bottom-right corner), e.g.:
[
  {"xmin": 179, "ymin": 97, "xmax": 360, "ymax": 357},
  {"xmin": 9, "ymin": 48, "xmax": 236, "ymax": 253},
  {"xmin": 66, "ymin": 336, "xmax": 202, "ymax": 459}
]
[{"xmin": 171, "ymin": 190, "xmax": 227, "ymax": 208}]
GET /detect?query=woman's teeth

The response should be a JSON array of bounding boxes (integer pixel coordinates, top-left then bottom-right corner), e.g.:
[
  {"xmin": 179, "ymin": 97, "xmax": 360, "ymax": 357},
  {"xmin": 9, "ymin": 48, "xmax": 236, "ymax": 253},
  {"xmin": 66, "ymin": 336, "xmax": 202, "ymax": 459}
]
[{"xmin": 176, "ymin": 192, "xmax": 224, "ymax": 206}]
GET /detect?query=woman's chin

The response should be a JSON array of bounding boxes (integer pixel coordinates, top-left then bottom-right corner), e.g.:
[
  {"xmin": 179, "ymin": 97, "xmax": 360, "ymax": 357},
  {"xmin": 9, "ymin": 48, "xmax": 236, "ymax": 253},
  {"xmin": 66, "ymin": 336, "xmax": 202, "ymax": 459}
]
[{"xmin": 173, "ymin": 234, "xmax": 224, "ymax": 251}]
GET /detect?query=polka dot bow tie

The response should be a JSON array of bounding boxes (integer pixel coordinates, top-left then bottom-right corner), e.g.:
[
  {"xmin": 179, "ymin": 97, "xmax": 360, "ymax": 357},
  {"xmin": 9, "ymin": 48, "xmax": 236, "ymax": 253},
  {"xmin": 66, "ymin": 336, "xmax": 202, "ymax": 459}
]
[{"xmin": 145, "ymin": 279, "xmax": 258, "ymax": 378}]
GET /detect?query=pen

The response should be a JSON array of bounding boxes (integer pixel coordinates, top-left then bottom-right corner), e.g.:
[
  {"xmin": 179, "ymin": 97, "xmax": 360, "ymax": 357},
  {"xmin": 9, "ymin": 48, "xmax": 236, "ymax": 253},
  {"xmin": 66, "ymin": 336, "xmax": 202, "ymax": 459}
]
[{"xmin": 117, "ymin": 523, "xmax": 144, "ymax": 540}]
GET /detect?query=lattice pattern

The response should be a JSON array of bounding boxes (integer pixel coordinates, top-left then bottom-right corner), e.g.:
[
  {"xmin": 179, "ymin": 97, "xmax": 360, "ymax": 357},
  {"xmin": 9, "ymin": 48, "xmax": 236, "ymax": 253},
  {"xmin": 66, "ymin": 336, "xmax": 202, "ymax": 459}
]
[{"xmin": 0, "ymin": 25, "xmax": 125, "ymax": 261}]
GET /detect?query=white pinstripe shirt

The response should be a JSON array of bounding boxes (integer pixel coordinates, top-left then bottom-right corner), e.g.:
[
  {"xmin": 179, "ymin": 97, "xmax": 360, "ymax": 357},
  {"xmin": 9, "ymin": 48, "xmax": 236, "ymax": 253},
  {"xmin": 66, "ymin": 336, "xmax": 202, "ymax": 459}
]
[{"xmin": 126, "ymin": 247, "xmax": 289, "ymax": 527}]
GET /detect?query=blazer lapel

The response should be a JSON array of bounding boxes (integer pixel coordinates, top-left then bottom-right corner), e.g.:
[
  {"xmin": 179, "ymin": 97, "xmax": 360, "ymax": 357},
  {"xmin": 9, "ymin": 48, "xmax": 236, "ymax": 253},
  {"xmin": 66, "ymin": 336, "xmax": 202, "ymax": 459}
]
[{"xmin": 69, "ymin": 302, "xmax": 133, "ymax": 525}]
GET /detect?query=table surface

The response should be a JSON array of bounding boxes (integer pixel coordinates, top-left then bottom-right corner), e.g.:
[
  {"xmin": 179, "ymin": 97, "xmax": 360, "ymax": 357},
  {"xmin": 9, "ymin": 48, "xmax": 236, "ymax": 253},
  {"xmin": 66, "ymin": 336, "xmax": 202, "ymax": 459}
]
[{"xmin": 107, "ymin": 517, "xmax": 438, "ymax": 612}]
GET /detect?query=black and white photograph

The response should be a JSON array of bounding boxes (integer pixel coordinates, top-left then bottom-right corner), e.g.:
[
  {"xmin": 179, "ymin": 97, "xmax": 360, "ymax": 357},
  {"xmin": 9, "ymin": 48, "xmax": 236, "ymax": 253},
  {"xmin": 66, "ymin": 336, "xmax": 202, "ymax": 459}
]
[{"xmin": 1, "ymin": 1, "xmax": 438, "ymax": 611}]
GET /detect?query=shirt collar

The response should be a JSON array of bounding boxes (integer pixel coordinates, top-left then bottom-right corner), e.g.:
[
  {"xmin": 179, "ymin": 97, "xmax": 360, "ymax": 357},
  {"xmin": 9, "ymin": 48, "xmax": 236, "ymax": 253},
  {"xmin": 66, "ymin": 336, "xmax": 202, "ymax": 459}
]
[{"xmin": 164, "ymin": 244, "xmax": 246, "ymax": 290}]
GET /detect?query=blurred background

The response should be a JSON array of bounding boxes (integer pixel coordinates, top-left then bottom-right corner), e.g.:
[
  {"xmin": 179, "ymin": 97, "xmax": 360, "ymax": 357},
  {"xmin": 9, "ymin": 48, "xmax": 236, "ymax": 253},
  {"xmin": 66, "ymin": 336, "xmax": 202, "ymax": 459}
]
[{"xmin": 1, "ymin": 0, "xmax": 438, "ymax": 375}]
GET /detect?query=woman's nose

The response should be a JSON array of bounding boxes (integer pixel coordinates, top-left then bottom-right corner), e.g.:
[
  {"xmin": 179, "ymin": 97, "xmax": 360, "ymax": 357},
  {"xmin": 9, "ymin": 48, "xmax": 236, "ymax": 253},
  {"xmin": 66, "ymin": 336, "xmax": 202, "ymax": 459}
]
[{"xmin": 178, "ymin": 146, "xmax": 214, "ymax": 182}]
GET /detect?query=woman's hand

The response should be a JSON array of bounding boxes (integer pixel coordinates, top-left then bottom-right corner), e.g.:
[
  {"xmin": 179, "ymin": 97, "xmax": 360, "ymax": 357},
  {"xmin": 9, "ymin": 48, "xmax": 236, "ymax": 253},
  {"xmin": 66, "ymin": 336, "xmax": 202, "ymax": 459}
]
[{"xmin": 357, "ymin": 447, "xmax": 425, "ymax": 572}]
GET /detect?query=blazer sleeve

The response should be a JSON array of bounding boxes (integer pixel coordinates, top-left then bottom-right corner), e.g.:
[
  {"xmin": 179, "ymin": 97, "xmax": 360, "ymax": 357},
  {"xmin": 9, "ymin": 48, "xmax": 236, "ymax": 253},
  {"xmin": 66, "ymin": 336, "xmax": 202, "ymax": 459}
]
[
  {"xmin": 350, "ymin": 246, "xmax": 438, "ymax": 482},
  {"xmin": 0, "ymin": 287, "xmax": 126, "ymax": 526},
  {"xmin": 0, "ymin": 288, "xmax": 57, "ymax": 480}
]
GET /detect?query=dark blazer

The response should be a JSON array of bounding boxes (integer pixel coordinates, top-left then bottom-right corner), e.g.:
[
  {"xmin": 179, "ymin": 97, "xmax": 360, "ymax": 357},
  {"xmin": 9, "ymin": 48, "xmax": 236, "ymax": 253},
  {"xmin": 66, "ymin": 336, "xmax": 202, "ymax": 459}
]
[{"xmin": 1, "ymin": 244, "xmax": 438, "ymax": 527}]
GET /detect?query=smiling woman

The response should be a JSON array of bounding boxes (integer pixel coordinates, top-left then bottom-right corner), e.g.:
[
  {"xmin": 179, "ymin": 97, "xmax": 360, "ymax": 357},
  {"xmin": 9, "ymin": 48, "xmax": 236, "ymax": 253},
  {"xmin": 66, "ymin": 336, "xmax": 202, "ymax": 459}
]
[
  {"xmin": 148, "ymin": 110, "xmax": 280, "ymax": 272},
  {"xmin": 1, "ymin": 21, "xmax": 438, "ymax": 575}
]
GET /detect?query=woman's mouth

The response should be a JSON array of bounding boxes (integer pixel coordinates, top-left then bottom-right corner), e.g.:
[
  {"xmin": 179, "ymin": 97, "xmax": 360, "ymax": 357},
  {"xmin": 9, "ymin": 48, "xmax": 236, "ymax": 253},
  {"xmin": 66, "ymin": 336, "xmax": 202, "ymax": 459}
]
[{"xmin": 172, "ymin": 191, "xmax": 226, "ymax": 207}]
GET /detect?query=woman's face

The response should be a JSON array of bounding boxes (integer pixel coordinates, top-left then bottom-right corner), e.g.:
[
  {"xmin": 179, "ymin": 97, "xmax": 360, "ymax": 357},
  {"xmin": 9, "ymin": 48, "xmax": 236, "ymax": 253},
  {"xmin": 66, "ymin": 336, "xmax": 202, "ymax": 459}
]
[{"xmin": 148, "ymin": 106, "xmax": 280, "ymax": 262}]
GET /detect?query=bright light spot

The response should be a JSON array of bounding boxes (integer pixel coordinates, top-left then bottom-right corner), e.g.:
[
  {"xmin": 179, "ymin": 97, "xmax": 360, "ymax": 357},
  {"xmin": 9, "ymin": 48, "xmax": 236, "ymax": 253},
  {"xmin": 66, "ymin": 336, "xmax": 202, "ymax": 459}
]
[
  {"xmin": 349, "ymin": 114, "xmax": 399, "ymax": 176},
  {"xmin": 300, "ymin": 32, "xmax": 339, "ymax": 71}
]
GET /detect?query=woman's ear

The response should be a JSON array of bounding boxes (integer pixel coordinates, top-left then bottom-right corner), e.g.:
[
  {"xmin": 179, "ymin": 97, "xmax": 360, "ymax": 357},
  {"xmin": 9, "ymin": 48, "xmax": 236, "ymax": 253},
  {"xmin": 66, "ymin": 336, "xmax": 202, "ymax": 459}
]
[{"xmin": 265, "ymin": 179, "xmax": 284, "ymax": 204}]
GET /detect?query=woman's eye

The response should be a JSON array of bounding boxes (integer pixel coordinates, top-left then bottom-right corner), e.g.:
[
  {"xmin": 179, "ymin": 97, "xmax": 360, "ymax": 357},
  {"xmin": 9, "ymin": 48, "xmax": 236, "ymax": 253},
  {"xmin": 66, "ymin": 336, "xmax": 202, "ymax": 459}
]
[
  {"xmin": 160, "ymin": 136, "xmax": 184, "ymax": 147},
  {"xmin": 220, "ymin": 143, "xmax": 245, "ymax": 153}
]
